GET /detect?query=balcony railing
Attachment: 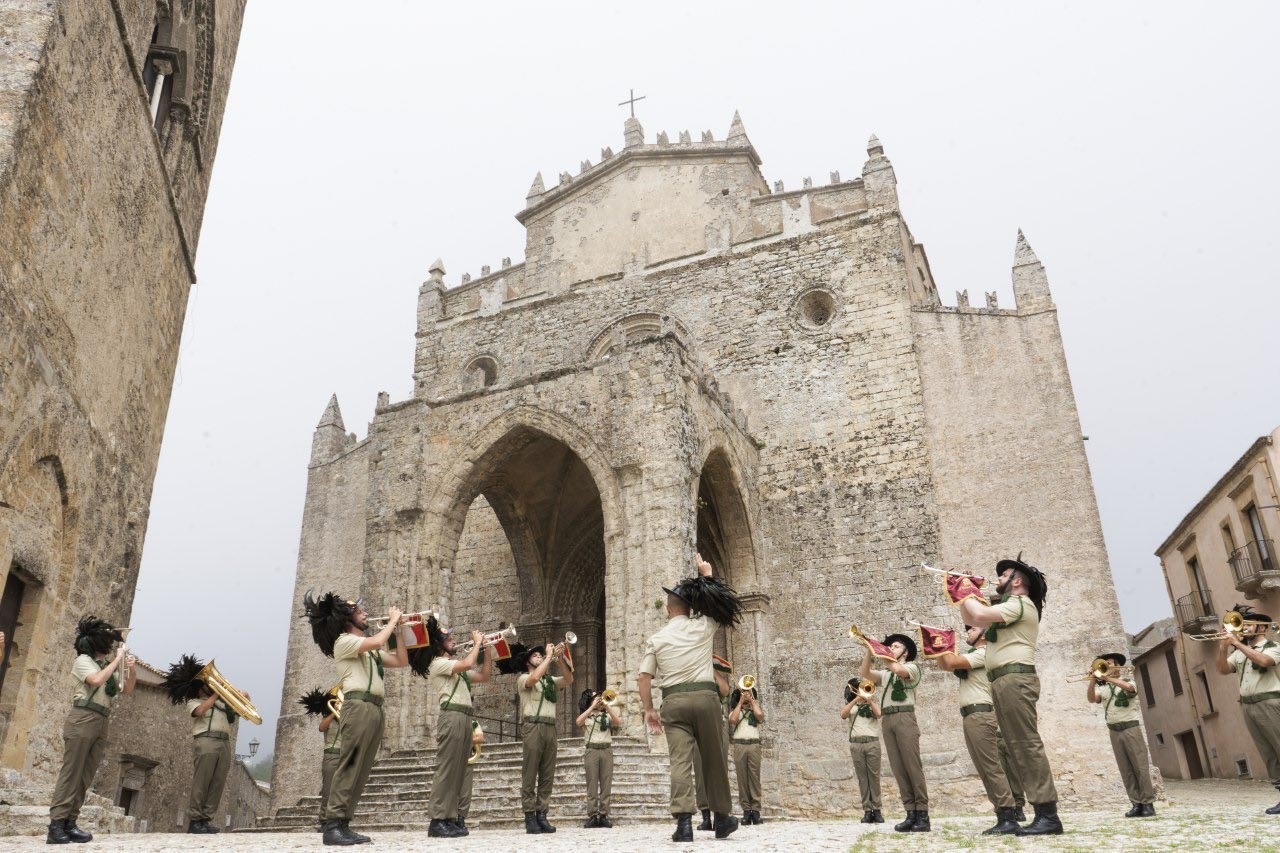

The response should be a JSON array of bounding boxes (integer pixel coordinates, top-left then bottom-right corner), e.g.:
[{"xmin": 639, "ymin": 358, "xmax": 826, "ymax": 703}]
[
  {"xmin": 1176, "ymin": 588, "xmax": 1216, "ymax": 633},
  {"xmin": 1230, "ymin": 539, "xmax": 1279, "ymax": 595}
]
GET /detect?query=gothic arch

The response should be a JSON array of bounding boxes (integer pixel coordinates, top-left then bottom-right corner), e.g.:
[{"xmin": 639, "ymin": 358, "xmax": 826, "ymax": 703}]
[
  {"xmin": 694, "ymin": 444, "xmax": 761, "ymax": 592},
  {"xmin": 585, "ymin": 311, "xmax": 692, "ymax": 362}
]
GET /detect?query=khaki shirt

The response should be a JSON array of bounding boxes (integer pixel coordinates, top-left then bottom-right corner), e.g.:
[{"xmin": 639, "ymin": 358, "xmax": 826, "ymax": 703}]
[
  {"xmin": 848, "ymin": 704, "xmax": 880, "ymax": 740},
  {"xmin": 958, "ymin": 647, "xmax": 994, "ymax": 707},
  {"xmin": 333, "ymin": 634, "xmax": 385, "ymax": 697},
  {"xmin": 732, "ymin": 711, "xmax": 761, "ymax": 742},
  {"xmin": 1102, "ymin": 683, "xmax": 1140, "ymax": 725},
  {"xmin": 1228, "ymin": 638, "xmax": 1280, "ymax": 698},
  {"xmin": 518, "ymin": 673, "xmax": 566, "ymax": 719},
  {"xmin": 186, "ymin": 698, "xmax": 234, "ymax": 737},
  {"xmin": 985, "ymin": 595, "xmax": 1038, "ymax": 670},
  {"xmin": 71, "ymin": 654, "xmax": 113, "ymax": 708},
  {"xmin": 428, "ymin": 656, "xmax": 473, "ymax": 709},
  {"xmin": 639, "ymin": 615, "xmax": 717, "ymax": 688},
  {"xmin": 584, "ymin": 712, "xmax": 613, "ymax": 746},
  {"xmin": 872, "ymin": 662, "xmax": 921, "ymax": 710}
]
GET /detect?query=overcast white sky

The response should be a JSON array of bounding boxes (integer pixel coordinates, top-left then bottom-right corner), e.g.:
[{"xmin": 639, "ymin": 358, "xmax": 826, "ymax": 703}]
[{"xmin": 129, "ymin": 1, "xmax": 1280, "ymax": 755}]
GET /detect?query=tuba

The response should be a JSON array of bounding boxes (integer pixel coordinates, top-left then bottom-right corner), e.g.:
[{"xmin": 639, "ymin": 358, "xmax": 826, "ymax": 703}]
[
  {"xmin": 468, "ymin": 720, "xmax": 484, "ymax": 765},
  {"xmin": 325, "ymin": 682, "xmax": 344, "ymax": 720},
  {"xmin": 196, "ymin": 659, "xmax": 263, "ymax": 725}
]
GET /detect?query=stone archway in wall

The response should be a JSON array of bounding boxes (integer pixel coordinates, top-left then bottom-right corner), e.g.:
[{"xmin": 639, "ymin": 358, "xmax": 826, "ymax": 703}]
[
  {"xmin": 445, "ymin": 425, "xmax": 607, "ymax": 737},
  {"xmin": 695, "ymin": 447, "xmax": 761, "ymax": 678}
]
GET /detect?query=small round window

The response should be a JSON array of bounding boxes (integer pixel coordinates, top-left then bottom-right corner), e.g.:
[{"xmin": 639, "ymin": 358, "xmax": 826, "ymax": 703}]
[{"xmin": 794, "ymin": 289, "xmax": 837, "ymax": 330}]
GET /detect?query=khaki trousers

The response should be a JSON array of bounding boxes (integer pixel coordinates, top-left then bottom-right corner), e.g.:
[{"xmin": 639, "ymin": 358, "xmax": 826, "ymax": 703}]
[
  {"xmin": 694, "ymin": 742, "xmax": 707, "ymax": 810},
  {"xmin": 188, "ymin": 736, "xmax": 232, "ymax": 823},
  {"xmin": 848, "ymin": 740, "xmax": 882, "ymax": 811},
  {"xmin": 662, "ymin": 690, "xmax": 731, "ymax": 815},
  {"xmin": 324, "ymin": 699, "xmax": 384, "ymax": 821},
  {"xmin": 429, "ymin": 709, "xmax": 471, "ymax": 819},
  {"xmin": 962, "ymin": 710, "xmax": 1015, "ymax": 809},
  {"xmin": 991, "ymin": 672, "xmax": 1058, "ymax": 805},
  {"xmin": 460, "ymin": 754, "xmax": 473, "ymax": 819},
  {"xmin": 881, "ymin": 711, "xmax": 929, "ymax": 810},
  {"xmin": 998, "ymin": 726, "xmax": 1026, "ymax": 807},
  {"xmin": 1243, "ymin": 697, "xmax": 1280, "ymax": 788},
  {"xmin": 49, "ymin": 709, "xmax": 109, "ymax": 821},
  {"xmin": 521, "ymin": 721, "xmax": 558, "ymax": 812},
  {"xmin": 1109, "ymin": 725, "xmax": 1155, "ymax": 804},
  {"xmin": 733, "ymin": 741, "xmax": 762, "ymax": 811},
  {"xmin": 584, "ymin": 747, "xmax": 613, "ymax": 815},
  {"xmin": 318, "ymin": 752, "xmax": 340, "ymax": 818}
]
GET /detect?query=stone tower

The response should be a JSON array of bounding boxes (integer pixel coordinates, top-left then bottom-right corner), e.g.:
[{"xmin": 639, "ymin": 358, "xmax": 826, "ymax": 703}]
[
  {"xmin": 272, "ymin": 114, "xmax": 1129, "ymax": 815},
  {"xmin": 0, "ymin": 0, "xmax": 245, "ymax": 784}
]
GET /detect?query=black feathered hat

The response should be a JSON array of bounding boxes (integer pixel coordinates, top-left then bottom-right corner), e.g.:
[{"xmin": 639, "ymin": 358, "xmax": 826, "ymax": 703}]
[
  {"xmin": 302, "ymin": 591, "xmax": 357, "ymax": 658},
  {"xmin": 662, "ymin": 575, "xmax": 743, "ymax": 628},
  {"xmin": 996, "ymin": 553, "xmax": 1048, "ymax": 618},
  {"xmin": 578, "ymin": 688, "xmax": 600, "ymax": 714},
  {"xmin": 1234, "ymin": 603, "xmax": 1275, "ymax": 624},
  {"xmin": 882, "ymin": 633, "xmax": 918, "ymax": 662},
  {"xmin": 496, "ymin": 641, "xmax": 535, "ymax": 676},
  {"xmin": 74, "ymin": 616, "xmax": 124, "ymax": 657},
  {"xmin": 162, "ymin": 653, "xmax": 207, "ymax": 705},
  {"xmin": 299, "ymin": 687, "xmax": 331, "ymax": 717},
  {"xmin": 407, "ymin": 613, "xmax": 451, "ymax": 678},
  {"xmin": 1100, "ymin": 652, "xmax": 1127, "ymax": 667}
]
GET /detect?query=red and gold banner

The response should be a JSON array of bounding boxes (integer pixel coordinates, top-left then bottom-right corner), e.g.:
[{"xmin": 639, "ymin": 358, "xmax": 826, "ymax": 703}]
[
  {"xmin": 712, "ymin": 654, "xmax": 732, "ymax": 674},
  {"xmin": 850, "ymin": 626, "xmax": 898, "ymax": 662},
  {"xmin": 917, "ymin": 624, "xmax": 957, "ymax": 658},
  {"xmin": 942, "ymin": 571, "xmax": 989, "ymax": 607},
  {"xmin": 488, "ymin": 637, "xmax": 512, "ymax": 661},
  {"xmin": 398, "ymin": 618, "xmax": 431, "ymax": 650}
]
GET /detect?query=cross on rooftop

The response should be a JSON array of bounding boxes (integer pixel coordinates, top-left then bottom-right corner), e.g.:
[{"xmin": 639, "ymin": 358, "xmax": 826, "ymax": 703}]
[{"xmin": 618, "ymin": 88, "xmax": 646, "ymax": 118}]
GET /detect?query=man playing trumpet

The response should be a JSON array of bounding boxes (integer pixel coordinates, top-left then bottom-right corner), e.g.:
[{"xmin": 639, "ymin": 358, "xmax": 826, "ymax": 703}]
[
  {"xmin": 728, "ymin": 677, "xmax": 765, "ymax": 825},
  {"xmin": 1215, "ymin": 604, "xmax": 1280, "ymax": 815},
  {"xmin": 856, "ymin": 630, "xmax": 929, "ymax": 832},
  {"xmin": 506, "ymin": 638, "xmax": 573, "ymax": 833},
  {"xmin": 1085, "ymin": 652, "xmax": 1155, "ymax": 817},
  {"xmin": 576, "ymin": 688, "xmax": 621, "ymax": 828},
  {"xmin": 841, "ymin": 676, "xmax": 883, "ymax": 824}
]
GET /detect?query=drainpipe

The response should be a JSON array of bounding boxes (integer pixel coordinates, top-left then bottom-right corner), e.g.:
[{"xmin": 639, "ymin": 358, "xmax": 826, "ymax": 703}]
[{"xmin": 1157, "ymin": 555, "xmax": 1210, "ymax": 775}]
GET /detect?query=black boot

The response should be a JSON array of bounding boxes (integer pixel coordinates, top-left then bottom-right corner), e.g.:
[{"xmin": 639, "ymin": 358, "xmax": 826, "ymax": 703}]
[
  {"xmin": 909, "ymin": 809, "xmax": 930, "ymax": 832},
  {"xmin": 1140, "ymin": 803, "xmax": 1156, "ymax": 817},
  {"xmin": 753, "ymin": 809, "xmax": 764, "ymax": 824},
  {"xmin": 186, "ymin": 820, "xmax": 209, "ymax": 834},
  {"xmin": 62, "ymin": 820, "xmax": 92, "ymax": 843},
  {"xmin": 860, "ymin": 811, "xmax": 874, "ymax": 824},
  {"xmin": 1124, "ymin": 802, "xmax": 1142, "ymax": 818},
  {"xmin": 1267, "ymin": 801, "xmax": 1280, "ymax": 815},
  {"xmin": 428, "ymin": 819, "xmax": 460, "ymax": 838},
  {"xmin": 445, "ymin": 819, "xmax": 468, "ymax": 837},
  {"xmin": 870, "ymin": 810, "xmax": 885, "ymax": 823},
  {"xmin": 982, "ymin": 806, "xmax": 1021, "ymax": 835},
  {"xmin": 341, "ymin": 821, "xmax": 369, "ymax": 844},
  {"xmin": 322, "ymin": 820, "xmax": 356, "ymax": 846},
  {"xmin": 893, "ymin": 810, "xmax": 916, "ymax": 832},
  {"xmin": 672, "ymin": 813, "xmax": 694, "ymax": 842},
  {"xmin": 535, "ymin": 810, "xmax": 556, "ymax": 833},
  {"xmin": 697, "ymin": 808, "xmax": 713, "ymax": 830},
  {"xmin": 46, "ymin": 819, "xmax": 71, "ymax": 845},
  {"xmin": 524, "ymin": 811, "xmax": 543, "ymax": 834},
  {"xmin": 584, "ymin": 813, "xmax": 599, "ymax": 828},
  {"xmin": 1012, "ymin": 805, "xmax": 1027, "ymax": 822},
  {"xmin": 597, "ymin": 813, "xmax": 613, "ymax": 828},
  {"xmin": 1017, "ymin": 802, "xmax": 1063, "ymax": 836},
  {"xmin": 714, "ymin": 811, "xmax": 739, "ymax": 839}
]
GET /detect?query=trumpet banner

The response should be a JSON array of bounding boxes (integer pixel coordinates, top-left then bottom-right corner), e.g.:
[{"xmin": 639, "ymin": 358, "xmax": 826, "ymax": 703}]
[
  {"xmin": 942, "ymin": 571, "xmax": 989, "ymax": 607},
  {"xmin": 851, "ymin": 628, "xmax": 898, "ymax": 662},
  {"xmin": 488, "ymin": 637, "xmax": 513, "ymax": 661},
  {"xmin": 712, "ymin": 654, "xmax": 732, "ymax": 674},
  {"xmin": 917, "ymin": 625, "xmax": 957, "ymax": 658}
]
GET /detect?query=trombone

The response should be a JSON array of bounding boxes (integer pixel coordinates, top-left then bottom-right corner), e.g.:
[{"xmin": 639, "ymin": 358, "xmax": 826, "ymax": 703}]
[
  {"xmin": 455, "ymin": 625, "xmax": 519, "ymax": 654},
  {"xmin": 1187, "ymin": 610, "xmax": 1274, "ymax": 642},
  {"xmin": 844, "ymin": 677, "xmax": 876, "ymax": 703},
  {"xmin": 1066, "ymin": 657, "xmax": 1133, "ymax": 684}
]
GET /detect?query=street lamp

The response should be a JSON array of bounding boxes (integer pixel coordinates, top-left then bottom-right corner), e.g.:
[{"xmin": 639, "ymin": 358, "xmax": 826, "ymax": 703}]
[{"xmin": 236, "ymin": 737, "xmax": 260, "ymax": 763}]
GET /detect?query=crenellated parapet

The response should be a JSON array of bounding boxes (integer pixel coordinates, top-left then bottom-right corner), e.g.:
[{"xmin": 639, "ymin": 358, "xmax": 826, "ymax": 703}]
[{"xmin": 918, "ymin": 229, "xmax": 1057, "ymax": 318}]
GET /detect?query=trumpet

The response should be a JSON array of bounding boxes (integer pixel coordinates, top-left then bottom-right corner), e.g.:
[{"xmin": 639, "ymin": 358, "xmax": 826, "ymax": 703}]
[
  {"xmin": 737, "ymin": 674, "xmax": 756, "ymax": 693},
  {"xmin": 325, "ymin": 682, "xmax": 344, "ymax": 720},
  {"xmin": 921, "ymin": 563, "xmax": 986, "ymax": 582},
  {"xmin": 551, "ymin": 632, "xmax": 577, "ymax": 664},
  {"xmin": 366, "ymin": 608, "xmax": 439, "ymax": 629},
  {"xmin": 844, "ymin": 677, "xmax": 876, "ymax": 703},
  {"xmin": 1188, "ymin": 610, "xmax": 1274, "ymax": 642},
  {"xmin": 456, "ymin": 625, "xmax": 519, "ymax": 654},
  {"xmin": 468, "ymin": 720, "xmax": 485, "ymax": 765},
  {"xmin": 600, "ymin": 687, "xmax": 620, "ymax": 707}
]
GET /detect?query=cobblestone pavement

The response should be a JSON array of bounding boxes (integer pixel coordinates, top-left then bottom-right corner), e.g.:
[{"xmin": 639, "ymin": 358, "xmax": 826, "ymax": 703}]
[{"xmin": 0, "ymin": 780, "xmax": 1274, "ymax": 851}]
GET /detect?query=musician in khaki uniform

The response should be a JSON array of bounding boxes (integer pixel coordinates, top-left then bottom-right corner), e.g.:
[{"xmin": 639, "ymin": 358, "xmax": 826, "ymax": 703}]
[
  {"xmin": 517, "ymin": 640, "xmax": 573, "ymax": 833},
  {"xmin": 859, "ymin": 632, "xmax": 929, "ymax": 832},
  {"xmin": 186, "ymin": 682, "xmax": 239, "ymax": 832},
  {"xmin": 1216, "ymin": 606, "xmax": 1280, "ymax": 815},
  {"xmin": 937, "ymin": 624, "xmax": 1025, "ymax": 834},
  {"xmin": 303, "ymin": 593, "xmax": 408, "ymax": 846},
  {"xmin": 959, "ymin": 556, "xmax": 1062, "ymax": 836},
  {"xmin": 728, "ymin": 682, "xmax": 765, "ymax": 825},
  {"xmin": 576, "ymin": 689, "xmax": 621, "ymax": 827},
  {"xmin": 693, "ymin": 659, "xmax": 732, "ymax": 831},
  {"xmin": 638, "ymin": 553, "xmax": 743, "ymax": 842},
  {"xmin": 298, "ymin": 688, "xmax": 342, "ymax": 830},
  {"xmin": 421, "ymin": 619, "xmax": 490, "ymax": 838},
  {"xmin": 840, "ymin": 677, "xmax": 883, "ymax": 824},
  {"xmin": 1087, "ymin": 652, "xmax": 1155, "ymax": 816},
  {"xmin": 48, "ymin": 617, "xmax": 135, "ymax": 845}
]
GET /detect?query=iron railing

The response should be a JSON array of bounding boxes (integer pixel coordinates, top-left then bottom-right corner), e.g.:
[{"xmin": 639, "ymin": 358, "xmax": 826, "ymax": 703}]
[
  {"xmin": 471, "ymin": 712, "xmax": 520, "ymax": 743},
  {"xmin": 1230, "ymin": 539, "xmax": 1277, "ymax": 587},
  {"xmin": 1175, "ymin": 588, "xmax": 1215, "ymax": 630}
]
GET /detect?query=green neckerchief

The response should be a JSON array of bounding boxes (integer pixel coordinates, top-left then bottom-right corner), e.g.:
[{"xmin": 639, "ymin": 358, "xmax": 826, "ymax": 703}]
[
  {"xmin": 1250, "ymin": 640, "xmax": 1276, "ymax": 673},
  {"xmin": 953, "ymin": 646, "xmax": 974, "ymax": 680},
  {"xmin": 217, "ymin": 699, "xmax": 239, "ymax": 726},
  {"xmin": 740, "ymin": 707, "xmax": 759, "ymax": 728},
  {"xmin": 369, "ymin": 650, "xmax": 384, "ymax": 680},
  {"xmin": 985, "ymin": 595, "xmax": 1022, "ymax": 643},
  {"xmin": 856, "ymin": 703, "xmax": 874, "ymax": 718},
  {"xmin": 540, "ymin": 673, "xmax": 558, "ymax": 703},
  {"xmin": 95, "ymin": 658, "xmax": 120, "ymax": 698},
  {"xmin": 1107, "ymin": 683, "xmax": 1130, "ymax": 709}
]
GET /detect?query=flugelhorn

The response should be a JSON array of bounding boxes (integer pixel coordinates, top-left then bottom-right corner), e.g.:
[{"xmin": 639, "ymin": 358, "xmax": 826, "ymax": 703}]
[
  {"xmin": 468, "ymin": 720, "xmax": 484, "ymax": 765},
  {"xmin": 196, "ymin": 659, "xmax": 263, "ymax": 725},
  {"xmin": 456, "ymin": 625, "xmax": 519, "ymax": 654},
  {"xmin": 325, "ymin": 682, "xmax": 344, "ymax": 720}
]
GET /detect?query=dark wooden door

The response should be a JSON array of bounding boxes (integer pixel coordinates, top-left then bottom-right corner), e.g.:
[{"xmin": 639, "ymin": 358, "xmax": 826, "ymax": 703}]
[
  {"xmin": 0, "ymin": 573, "xmax": 25, "ymax": 695},
  {"xmin": 1178, "ymin": 730, "xmax": 1204, "ymax": 779}
]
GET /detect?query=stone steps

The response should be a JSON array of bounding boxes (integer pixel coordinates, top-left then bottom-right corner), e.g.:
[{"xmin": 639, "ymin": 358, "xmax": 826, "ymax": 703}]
[{"xmin": 0, "ymin": 769, "xmax": 135, "ymax": 837}]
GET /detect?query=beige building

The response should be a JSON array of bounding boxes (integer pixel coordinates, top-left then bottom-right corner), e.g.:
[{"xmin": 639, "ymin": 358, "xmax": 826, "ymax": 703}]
[
  {"xmin": 1153, "ymin": 426, "xmax": 1280, "ymax": 780},
  {"xmin": 1129, "ymin": 618, "xmax": 1206, "ymax": 781},
  {"xmin": 0, "ymin": 0, "xmax": 244, "ymax": 826},
  {"xmin": 268, "ymin": 113, "xmax": 1132, "ymax": 821}
]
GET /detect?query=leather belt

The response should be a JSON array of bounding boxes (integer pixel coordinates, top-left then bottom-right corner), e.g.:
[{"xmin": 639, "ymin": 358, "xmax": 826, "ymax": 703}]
[
  {"xmin": 989, "ymin": 663, "xmax": 1037, "ymax": 682},
  {"xmin": 195, "ymin": 731, "xmax": 230, "ymax": 741},
  {"xmin": 881, "ymin": 706, "xmax": 915, "ymax": 716},
  {"xmin": 732, "ymin": 738, "xmax": 761, "ymax": 745},
  {"xmin": 849, "ymin": 736, "xmax": 878, "ymax": 744},
  {"xmin": 1108, "ymin": 720, "xmax": 1140, "ymax": 732},
  {"xmin": 1242, "ymin": 691, "xmax": 1280, "ymax": 705},
  {"xmin": 961, "ymin": 703, "xmax": 994, "ymax": 717},
  {"xmin": 586, "ymin": 742, "xmax": 612, "ymax": 749},
  {"xmin": 440, "ymin": 702, "xmax": 473, "ymax": 715},
  {"xmin": 323, "ymin": 747, "xmax": 341, "ymax": 755},
  {"xmin": 661, "ymin": 681, "xmax": 717, "ymax": 696},
  {"xmin": 526, "ymin": 716, "xmax": 556, "ymax": 725},
  {"xmin": 72, "ymin": 699, "xmax": 110, "ymax": 717},
  {"xmin": 346, "ymin": 691, "xmax": 384, "ymax": 706}
]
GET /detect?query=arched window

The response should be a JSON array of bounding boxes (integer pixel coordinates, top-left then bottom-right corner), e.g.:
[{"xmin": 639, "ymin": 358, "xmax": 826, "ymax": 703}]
[{"xmin": 463, "ymin": 356, "xmax": 499, "ymax": 391}]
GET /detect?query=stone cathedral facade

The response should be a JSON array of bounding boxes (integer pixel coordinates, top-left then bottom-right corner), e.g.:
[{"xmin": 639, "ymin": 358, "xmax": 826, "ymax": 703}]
[{"xmin": 272, "ymin": 113, "xmax": 1130, "ymax": 816}]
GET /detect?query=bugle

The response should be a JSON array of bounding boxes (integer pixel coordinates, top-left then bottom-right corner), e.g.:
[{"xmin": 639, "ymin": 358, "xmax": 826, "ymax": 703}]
[
  {"xmin": 468, "ymin": 720, "xmax": 484, "ymax": 765},
  {"xmin": 456, "ymin": 625, "xmax": 519, "ymax": 654},
  {"xmin": 1066, "ymin": 657, "xmax": 1133, "ymax": 684},
  {"xmin": 366, "ymin": 608, "xmax": 440, "ymax": 629},
  {"xmin": 552, "ymin": 632, "xmax": 577, "ymax": 668},
  {"xmin": 921, "ymin": 563, "xmax": 986, "ymax": 583}
]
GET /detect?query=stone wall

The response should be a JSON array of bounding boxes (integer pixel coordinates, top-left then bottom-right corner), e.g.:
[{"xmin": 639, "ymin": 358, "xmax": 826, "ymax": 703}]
[{"xmin": 0, "ymin": 0, "xmax": 244, "ymax": 789}]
